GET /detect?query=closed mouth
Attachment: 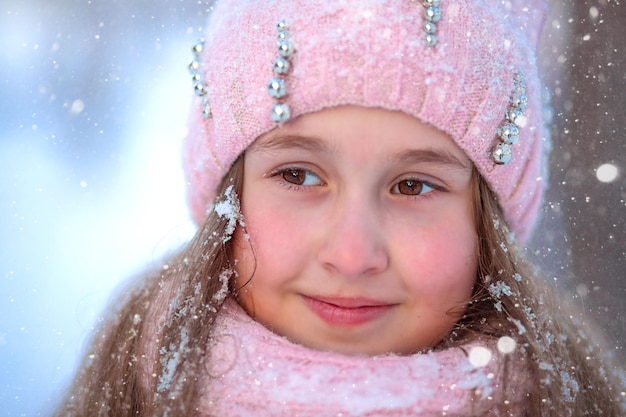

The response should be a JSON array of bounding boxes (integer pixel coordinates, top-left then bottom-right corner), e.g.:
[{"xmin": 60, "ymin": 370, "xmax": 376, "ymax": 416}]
[{"xmin": 302, "ymin": 295, "xmax": 395, "ymax": 327}]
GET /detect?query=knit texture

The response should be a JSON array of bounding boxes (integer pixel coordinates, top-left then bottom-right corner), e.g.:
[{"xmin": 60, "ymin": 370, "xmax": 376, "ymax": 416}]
[
  {"xmin": 183, "ymin": 0, "xmax": 550, "ymax": 243},
  {"xmin": 199, "ymin": 299, "xmax": 532, "ymax": 416}
]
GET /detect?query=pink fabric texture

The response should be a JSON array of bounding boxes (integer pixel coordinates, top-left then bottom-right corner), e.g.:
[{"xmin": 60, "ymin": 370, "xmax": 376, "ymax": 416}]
[
  {"xmin": 199, "ymin": 299, "xmax": 532, "ymax": 416},
  {"xmin": 183, "ymin": 0, "xmax": 550, "ymax": 243}
]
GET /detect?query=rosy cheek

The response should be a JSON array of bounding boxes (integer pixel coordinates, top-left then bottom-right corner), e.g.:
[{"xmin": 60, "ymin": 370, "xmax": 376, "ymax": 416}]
[
  {"xmin": 402, "ymin": 227, "xmax": 476, "ymax": 298},
  {"xmin": 242, "ymin": 206, "xmax": 307, "ymax": 265}
]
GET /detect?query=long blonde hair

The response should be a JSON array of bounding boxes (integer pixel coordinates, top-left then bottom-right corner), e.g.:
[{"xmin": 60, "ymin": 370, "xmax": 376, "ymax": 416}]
[{"xmin": 54, "ymin": 158, "xmax": 624, "ymax": 416}]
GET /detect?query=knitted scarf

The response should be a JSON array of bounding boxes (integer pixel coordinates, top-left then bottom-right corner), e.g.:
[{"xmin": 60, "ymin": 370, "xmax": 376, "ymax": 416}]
[{"xmin": 198, "ymin": 299, "xmax": 531, "ymax": 416}]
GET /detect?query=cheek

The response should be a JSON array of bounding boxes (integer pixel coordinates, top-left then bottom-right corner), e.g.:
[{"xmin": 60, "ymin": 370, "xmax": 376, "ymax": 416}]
[
  {"xmin": 399, "ymin": 222, "xmax": 477, "ymax": 303},
  {"xmin": 234, "ymin": 203, "xmax": 314, "ymax": 281},
  {"xmin": 248, "ymin": 207, "xmax": 303, "ymax": 252}
]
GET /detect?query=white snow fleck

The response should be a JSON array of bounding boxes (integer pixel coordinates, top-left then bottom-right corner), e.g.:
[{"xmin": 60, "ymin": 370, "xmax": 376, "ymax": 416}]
[
  {"xmin": 489, "ymin": 281, "xmax": 513, "ymax": 298},
  {"xmin": 538, "ymin": 361, "xmax": 554, "ymax": 371},
  {"xmin": 70, "ymin": 99, "xmax": 85, "ymax": 114},
  {"xmin": 213, "ymin": 185, "xmax": 244, "ymax": 243},
  {"xmin": 507, "ymin": 317, "xmax": 527, "ymax": 335},
  {"xmin": 497, "ymin": 336, "xmax": 516, "ymax": 354},
  {"xmin": 157, "ymin": 327, "xmax": 189, "ymax": 392},
  {"xmin": 213, "ymin": 269, "xmax": 234, "ymax": 303},
  {"xmin": 559, "ymin": 371, "xmax": 580, "ymax": 402},
  {"xmin": 468, "ymin": 346, "xmax": 492, "ymax": 368},
  {"xmin": 596, "ymin": 163, "xmax": 619, "ymax": 183}
]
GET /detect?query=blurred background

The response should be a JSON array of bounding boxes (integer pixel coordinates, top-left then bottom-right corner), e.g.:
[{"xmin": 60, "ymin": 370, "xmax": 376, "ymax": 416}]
[{"xmin": 0, "ymin": 1, "xmax": 624, "ymax": 415}]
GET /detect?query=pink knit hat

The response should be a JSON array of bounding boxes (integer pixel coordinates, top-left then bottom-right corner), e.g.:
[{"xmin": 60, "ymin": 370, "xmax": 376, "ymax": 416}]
[{"xmin": 183, "ymin": 0, "xmax": 550, "ymax": 243}]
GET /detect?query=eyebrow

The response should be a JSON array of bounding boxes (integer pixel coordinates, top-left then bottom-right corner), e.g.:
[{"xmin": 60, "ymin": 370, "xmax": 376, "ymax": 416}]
[
  {"xmin": 249, "ymin": 134, "xmax": 332, "ymax": 154},
  {"xmin": 391, "ymin": 148, "xmax": 472, "ymax": 171},
  {"xmin": 251, "ymin": 133, "xmax": 471, "ymax": 171}
]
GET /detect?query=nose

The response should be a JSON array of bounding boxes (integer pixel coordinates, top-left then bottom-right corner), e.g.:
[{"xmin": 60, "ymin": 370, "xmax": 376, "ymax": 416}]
[{"xmin": 317, "ymin": 196, "xmax": 389, "ymax": 278}]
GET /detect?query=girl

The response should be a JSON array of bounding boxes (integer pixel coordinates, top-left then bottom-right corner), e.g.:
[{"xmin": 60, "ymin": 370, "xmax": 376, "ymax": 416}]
[{"xmin": 55, "ymin": 0, "xmax": 625, "ymax": 416}]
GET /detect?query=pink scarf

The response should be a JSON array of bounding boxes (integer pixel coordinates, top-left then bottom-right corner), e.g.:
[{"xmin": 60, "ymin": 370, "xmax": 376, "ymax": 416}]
[{"xmin": 199, "ymin": 299, "xmax": 530, "ymax": 416}]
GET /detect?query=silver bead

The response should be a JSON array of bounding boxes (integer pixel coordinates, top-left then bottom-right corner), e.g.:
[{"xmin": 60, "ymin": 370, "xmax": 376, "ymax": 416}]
[
  {"xmin": 189, "ymin": 39, "xmax": 213, "ymax": 120},
  {"xmin": 507, "ymin": 108, "xmax": 524, "ymax": 125},
  {"xmin": 498, "ymin": 123, "xmax": 520, "ymax": 145},
  {"xmin": 270, "ymin": 19, "xmax": 293, "ymax": 124},
  {"xmin": 423, "ymin": 0, "xmax": 441, "ymax": 7},
  {"xmin": 425, "ymin": 21, "xmax": 437, "ymax": 34},
  {"xmin": 513, "ymin": 93, "xmax": 528, "ymax": 111},
  {"xmin": 268, "ymin": 78, "xmax": 287, "ymax": 98},
  {"xmin": 277, "ymin": 31, "xmax": 288, "ymax": 43},
  {"xmin": 201, "ymin": 97, "xmax": 212, "ymax": 119},
  {"xmin": 271, "ymin": 103, "xmax": 291, "ymax": 123},
  {"xmin": 192, "ymin": 41, "xmax": 205, "ymax": 55},
  {"xmin": 492, "ymin": 143, "xmax": 512, "ymax": 165},
  {"xmin": 277, "ymin": 20, "xmax": 288, "ymax": 32},
  {"xmin": 491, "ymin": 71, "xmax": 527, "ymax": 166},
  {"xmin": 273, "ymin": 57, "xmax": 290, "ymax": 75},
  {"xmin": 189, "ymin": 59, "xmax": 200, "ymax": 73},
  {"xmin": 426, "ymin": 33, "xmax": 438, "ymax": 47},
  {"xmin": 194, "ymin": 82, "xmax": 207, "ymax": 96},
  {"xmin": 278, "ymin": 40, "xmax": 294, "ymax": 58},
  {"xmin": 425, "ymin": 7, "xmax": 442, "ymax": 22}
]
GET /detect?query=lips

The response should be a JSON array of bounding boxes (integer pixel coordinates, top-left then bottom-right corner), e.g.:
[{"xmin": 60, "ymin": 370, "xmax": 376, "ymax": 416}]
[{"xmin": 302, "ymin": 295, "xmax": 395, "ymax": 327}]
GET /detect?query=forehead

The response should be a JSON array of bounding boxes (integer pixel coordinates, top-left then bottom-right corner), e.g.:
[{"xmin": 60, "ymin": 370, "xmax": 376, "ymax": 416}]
[{"xmin": 251, "ymin": 106, "xmax": 472, "ymax": 171}]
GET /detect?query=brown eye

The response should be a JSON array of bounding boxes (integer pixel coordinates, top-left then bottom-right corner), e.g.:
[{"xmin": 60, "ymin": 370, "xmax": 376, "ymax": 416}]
[
  {"xmin": 277, "ymin": 168, "xmax": 323, "ymax": 186},
  {"xmin": 397, "ymin": 179, "xmax": 423, "ymax": 195},
  {"xmin": 392, "ymin": 179, "xmax": 435, "ymax": 196},
  {"xmin": 282, "ymin": 169, "xmax": 306, "ymax": 185}
]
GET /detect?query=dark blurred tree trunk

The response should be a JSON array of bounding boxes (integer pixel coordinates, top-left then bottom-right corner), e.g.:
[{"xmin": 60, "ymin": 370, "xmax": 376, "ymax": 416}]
[{"xmin": 539, "ymin": 0, "xmax": 626, "ymax": 359}]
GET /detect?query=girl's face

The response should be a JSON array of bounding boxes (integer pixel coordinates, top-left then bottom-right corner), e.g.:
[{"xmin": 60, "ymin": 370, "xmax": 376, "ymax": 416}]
[{"xmin": 233, "ymin": 106, "xmax": 477, "ymax": 356}]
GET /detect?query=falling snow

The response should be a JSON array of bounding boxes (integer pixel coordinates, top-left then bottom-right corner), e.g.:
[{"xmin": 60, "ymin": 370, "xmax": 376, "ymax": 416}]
[{"xmin": 0, "ymin": 1, "xmax": 625, "ymax": 415}]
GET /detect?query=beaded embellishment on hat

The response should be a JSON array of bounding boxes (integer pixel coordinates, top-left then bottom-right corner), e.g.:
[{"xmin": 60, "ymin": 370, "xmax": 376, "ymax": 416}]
[
  {"xmin": 491, "ymin": 71, "xmax": 528, "ymax": 165},
  {"xmin": 189, "ymin": 40, "xmax": 212, "ymax": 120},
  {"xmin": 423, "ymin": 0, "xmax": 442, "ymax": 47},
  {"xmin": 268, "ymin": 20, "xmax": 294, "ymax": 123}
]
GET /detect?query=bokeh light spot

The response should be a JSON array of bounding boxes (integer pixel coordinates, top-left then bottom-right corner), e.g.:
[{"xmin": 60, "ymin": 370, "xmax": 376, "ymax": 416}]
[{"xmin": 596, "ymin": 163, "xmax": 618, "ymax": 183}]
